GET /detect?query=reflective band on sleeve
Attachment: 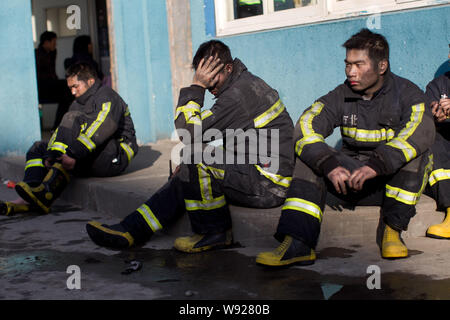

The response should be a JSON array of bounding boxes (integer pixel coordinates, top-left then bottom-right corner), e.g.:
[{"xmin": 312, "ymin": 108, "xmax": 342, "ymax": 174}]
[
  {"xmin": 254, "ymin": 99, "xmax": 285, "ymax": 128},
  {"xmin": 185, "ymin": 195, "xmax": 227, "ymax": 211},
  {"xmin": 429, "ymin": 169, "xmax": 450, "ymax": 187},
  {"xmin": 341, "ymin": 127, "xmax": 396, "ymax": 142},
  {"xmin": 206, "ymin": 166, "xmax": 225, "ymax": 180},
  {"xmin": 282, "ymin": 197, "xmax": 322, "ymax": 222},
  {"xmin": 120, "ymin": 142, "xmax": 135, "ymax": 162},
  {"xmin": 385, "ymin": 185, "xmax": 421, "ymax": 206},
  {"xmin": 386, "ymin": 138, "xmax": 416, "ymax": 162},
  {"xmin": 201, "ymin": 110, "xmax": 213, "ymax": 120},
  {"xmin": 47, "ymin": 128, "xmax": 59, "ymax": 150},
  {"xmin": 300, "ymin": 101, "xmax": 324, "ymax": 137},
  {"xmin": 77, "ymin": 133, "xmax": 96, "ymax": 152},
  {"xmin": 137, "ymin": 204, "xmax": 162, "ymax": 232},
  {"xmin": 175, "ymin": 101, "xmax": 202, "ymax": 125},
  {"xmin": 25, "ymin": 158, "xmax": 44, "ymax": 170},
  {"xmin": 255, "ymin": 165, "xmax": 292, "ymax": 188},
  {"xmin": 295, "ymin": 133, "xmax": 324, "ymax": 157},
  {"xmin": 124, "ymin": 106, "xmax": 130, "ymax": 117},
  {"xmin": 85, "ymin": 102, "xmax": 112, "ymax": 138},
  {"xmin": 50, "ymin": 142, "xmax": 68, "ymax": 154}
]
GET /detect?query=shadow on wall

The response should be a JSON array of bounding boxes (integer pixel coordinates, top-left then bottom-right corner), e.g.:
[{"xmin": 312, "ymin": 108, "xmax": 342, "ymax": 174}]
[
  {"xmin": 434, "ymin": 60, "xmax": 450, "ymax": 79},
  {"xmin": 123, "ymin": 145, "xmax": 162, "ymax": 174}
]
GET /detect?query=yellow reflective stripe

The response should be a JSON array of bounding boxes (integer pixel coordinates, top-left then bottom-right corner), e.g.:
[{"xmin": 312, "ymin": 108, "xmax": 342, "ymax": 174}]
[
  {"xmin": 137, "ymin": 204, "xmax": 162, "ymax": 232},
  {"xmin": 77, "ymin": 133, "xmax": 96, "ymax": 152},
  {"xmin": 397, "ymin": 103, "xmax": 424, "ymax": 140},
  {"xmin": 255, "ymin": 165, "xmax": 292, "ymax": 188},
  {"xmin": 50, "ymin": 142, "xmax": 68, "ymax": 154},
  {"xmin": 198, "ymin": 163, "xmax": 213, "ymax": 200},
  {"xmin": 206, "ymin": 166, "xmax": 225, "ymax": 180},
  {"xmin": 282, "ymin": 197, "xmax": 322, "ymax": 222},
  {"xmin": 120, "ymin": 142, "xmax": 135, "ymax": 162},
  {"xmin": 386, "ymin": 138, "xmax": 416, "ymax": 162},
  {"xmin": 254, "ymin": 99, "xmax": 285, "ymax": 128},
  {"xmin": 295, "ymin": 133, "xmax": 324, "ymax": 157},
  {"xmin": 124, "ymin": 106, "xmax": 130, "ymax": 117},
  {"xmin": 47, "ymin": 128, "xmax": 59, "ymax": 149},
  {"xmin": 85, "ymin": 102, "xmax": 112, "ymax": 138},
  {"xmin": 385, "ymin": 185, "xmax": 421, "ymax": 205},
  {"xmin": 185, "ymin": 195, "xmax": 227, "ymax": 211},
  {"xmin": 429, "ymin": 169, "xmax": 450, "ymax": 187},
  {"xmin": 175, "ymin": 101, "xmax": 201, "ymax": 119},
  {"xmin": 201, "ymin": 110, "xmax": 213, "ymax": 120},
  {"xmin": 341, "ymin": 127, "xmax": 396, "ymax": 142},
  {"xmin": 25, "ymin": 159, "xmax": 44, "ymax": 170},
  {"xmin": 300, "ymin": 101, "xmax": 324, "ymax": 137}
]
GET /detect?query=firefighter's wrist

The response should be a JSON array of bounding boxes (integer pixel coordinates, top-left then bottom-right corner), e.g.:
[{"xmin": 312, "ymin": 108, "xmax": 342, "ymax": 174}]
[
  {"xmin": 319, "ymin": 156, "xmax": 340, "ymax": 177},
  {"xmin": 366, "ymin": 156, "xmax": 385, "ymax": 176}
]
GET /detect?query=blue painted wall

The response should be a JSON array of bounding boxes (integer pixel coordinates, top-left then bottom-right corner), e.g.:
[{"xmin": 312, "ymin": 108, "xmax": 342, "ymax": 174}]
[
  {"xmin": 0, "ymin": 1, "xmax": 40, "ymax": 156},
  {"xmin": 111, "ymin": 0, "xmax": 173, "ymax": 143},
  {"xmin": 190, "ymin": 1, "xmax": 450, "ymax": 146}
]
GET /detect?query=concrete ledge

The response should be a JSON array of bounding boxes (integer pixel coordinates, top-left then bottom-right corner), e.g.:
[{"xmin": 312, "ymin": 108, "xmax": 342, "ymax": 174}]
[{"xmin": 0, "ymin": 139, "xmax": 443, "ymax": 249}]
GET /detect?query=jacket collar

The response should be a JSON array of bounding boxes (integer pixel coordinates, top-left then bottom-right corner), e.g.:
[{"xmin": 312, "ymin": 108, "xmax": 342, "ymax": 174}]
[
  {"xmin": 214, "ymin": 58, "xmax": 247, "ymax": 98},
  {"xmin": 76, "ymin": 79, "xmax": 101, "ymax": 105}
]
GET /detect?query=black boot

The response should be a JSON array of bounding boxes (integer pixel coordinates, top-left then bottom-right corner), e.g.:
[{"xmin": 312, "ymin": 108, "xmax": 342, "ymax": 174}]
[
  {"xmin": 86, "ymin": 221, "xmax": 135, "ymax": 249},
  {"xmin": 15, "ymin": 163, "xmax": 70, "ymax": 213}
]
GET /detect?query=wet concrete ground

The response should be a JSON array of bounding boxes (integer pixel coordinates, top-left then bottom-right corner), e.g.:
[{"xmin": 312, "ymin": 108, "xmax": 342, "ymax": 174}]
[{"xmin": 1, "ymin": 182, "xmax": 450, "ymax": 301}]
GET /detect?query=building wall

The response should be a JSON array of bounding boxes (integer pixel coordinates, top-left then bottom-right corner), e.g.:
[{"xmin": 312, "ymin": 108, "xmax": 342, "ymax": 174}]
[
  {"xmin": 109, "ymin": 0, "xmax": 174, "ymax": 143},
  {"xmin": 190, "ymin": 0, "xmax": 450, "ymax": 146},
  {"xmin": 0, "ymin": 1, "xmax": 40, "ymax": 156}
]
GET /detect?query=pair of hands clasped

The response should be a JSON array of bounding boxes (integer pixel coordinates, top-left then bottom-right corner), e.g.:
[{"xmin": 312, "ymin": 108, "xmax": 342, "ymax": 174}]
[
  {"xmin": 431, "ymin": 96, "xmax": 450, "ymax": 122},
  {"xmin": 44, "ymin": 154, "xmax": 76, "ymax": 171},
  {"xmin": 327, "ymin": 165, "xmax": 377, "ymax": 195}
]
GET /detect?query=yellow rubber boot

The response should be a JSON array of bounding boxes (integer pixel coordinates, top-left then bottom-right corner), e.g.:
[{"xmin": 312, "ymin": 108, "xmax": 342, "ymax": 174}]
[
  {"xmin": 174, "ymin": 230, "xmax": 233, "ymax": 253},
  {"xmin": 426, "ymin": 208, "xmax": 450, "ymax": 239},
  {"xmin": 381, "ymin": 225, "xmax": 408, "ymax": 259},
  {"xmin": 0, "ymin": 201, "xmax": 31, "ymax": 216},
  {"xmin": 256, "ymin": 236, "xmax": 315, "ymax": 267}
]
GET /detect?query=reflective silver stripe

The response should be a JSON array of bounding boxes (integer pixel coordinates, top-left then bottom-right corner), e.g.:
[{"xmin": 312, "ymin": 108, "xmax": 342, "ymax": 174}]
[
  {"xmin": 386, "ymin": 138, "xmax": 416, "ymax": 162},
  {"xmin": 47, "ymin": 128, "xmax": 58, "ymax": 150},
  {"xmin": 77, "ymin": 133, "xmax": 96, "ymax": 152},
  {"xmin": 120, "ymin": 142, "xmax": 135, "ymax": 162},
  {"xmin": 397, "ymin": 103, "xmax": 424, "ymax": 140},
  {"xmin": 50, "ymin": 142, "xmax": 68, "ymax": 154},
  {"xmin": 300, "ymin": 101, "xmax": 324, "ymax": 137},
  {"xmin": 295, "ymin": 133, "xmax": 324, "ymax": 157},
  {"xmin": 255, "ymin": 165, "xmax": 292, "ymax": 188},
  {"xmin": 137, "ymin": 204, "xmax": 162, "ymax": 232},
  {"xmin": 206, "ymin": 166, "xmax": 225, "ymax": 180},
  {"xmin": 201, "ymin": 110, "xmax": 213, "ymax": 120},
  {"xmin": 185, "ymin": 195, "xmax": 227, "ymax": 211},
  {"xmin": 385, "ymin": 185, "xmax": 420, "ymax": 205},
  {"xmin": 429, "ymin": 169, "xmax": 450, "ymax": 186},
  {"xmin": 25, "ymin": 159, "xmax": 44, "ymax": 170},
  {"xmin": 85, "ymin": 102, "xmax": 112, "ymax": 138},
  {"xmin": 254, "ymin": 99, "xmax": 285, "ymax": 128},
  {"xmin": 282, "ymin": 197, "xmax": 322, "ymax": 222},
  {"xmin": 341, "ymin": 127, "xmax": 395, "ymax": 142}
]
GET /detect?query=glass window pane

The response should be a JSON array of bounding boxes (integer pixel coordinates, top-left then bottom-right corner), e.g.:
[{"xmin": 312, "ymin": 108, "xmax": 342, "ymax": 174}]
[
  {"xmin": 234, "ymin": 0, "xmax": 263, "ymax": 19},
  {"xmin": 274, "ymin": 0, "xmax": 318, "ymax": 12}
]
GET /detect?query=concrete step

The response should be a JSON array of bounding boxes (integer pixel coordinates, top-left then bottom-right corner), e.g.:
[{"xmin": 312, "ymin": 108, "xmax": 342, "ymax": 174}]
[{"xmin": 0, "ymin": 139, "xmax": 443, "ymax": 250}]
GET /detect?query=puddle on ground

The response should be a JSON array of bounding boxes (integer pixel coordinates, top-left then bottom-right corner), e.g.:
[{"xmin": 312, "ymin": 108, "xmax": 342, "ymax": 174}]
[
  {"xmin": 0, "ymin": 247, "xmax": 448, "ymax": 299},
  {"xmin": 317, "ymin": 247, "xmax": 356, "ymax": 259}
]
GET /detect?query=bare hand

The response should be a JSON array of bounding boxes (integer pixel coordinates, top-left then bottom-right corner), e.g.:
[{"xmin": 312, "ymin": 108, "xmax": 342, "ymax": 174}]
[
  {"xmin": 327, "ymin": 166, "xmax": 351, "ymax": 195},
  {"xmin": 348, "ymin": 166, "xmax": 377, "ymax": 191},
  {"xmin": 440, "ymin": 98, "xmax": 450, "ymax": 119},
  {"xmin": 58, "ymin": 154, "xmax": 76, "ymax": 171},
  {"xmin": 192, "ymin": 56, "xmax": 224, "ymax": 89}
]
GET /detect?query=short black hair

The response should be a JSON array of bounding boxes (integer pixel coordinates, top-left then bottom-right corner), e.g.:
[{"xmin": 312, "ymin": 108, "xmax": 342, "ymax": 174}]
[
  {"xmin": 192, "ymin": 40, "xmax": 233, "ymax": 70},
  {"xmin": 73, "ymin": 35, "xmax": 92, "ymax": 55},
  {"xmin": 343, "ymin": 28, "xmax": 389, "ymax": 68},
  {"xmin": 65, "ymin": 62, "xmax": 98, "ymax": 81},
  {"xmin": 39, "ymin": 31, "xmax": 57, "ymax": 46}
]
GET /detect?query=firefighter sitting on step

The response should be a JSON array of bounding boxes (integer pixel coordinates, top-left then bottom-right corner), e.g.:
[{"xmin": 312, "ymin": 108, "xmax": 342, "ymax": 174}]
[
  {"xmin": 85, "ymin": 40, "xmax": 295, "ymax": 252},
  {"xmin": 256, "ymin": 28, "xmax": 435, "ymax": 267},
  {"xmin": 0, "ymin": 62, "xmax": 138, "ymax": 216},
  {"xmin": 423, "ymin": 44, "xmax": 450, "ymax": 240}
]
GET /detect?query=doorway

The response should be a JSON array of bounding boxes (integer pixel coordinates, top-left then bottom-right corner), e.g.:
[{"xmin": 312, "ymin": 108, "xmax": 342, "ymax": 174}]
[{"xmin": 31, "ymin": 0, "xmax": 112, "ymax": 140}]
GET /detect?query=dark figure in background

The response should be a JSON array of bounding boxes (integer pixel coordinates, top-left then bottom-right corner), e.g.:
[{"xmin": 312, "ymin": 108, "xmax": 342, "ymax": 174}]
[
  {"xmin": 35, "ymin": 31, "xmax": 73, "ymax": 130},
  {"xmin": 0, "ymin": 62, "xmax": 138, "ymax": 216}
]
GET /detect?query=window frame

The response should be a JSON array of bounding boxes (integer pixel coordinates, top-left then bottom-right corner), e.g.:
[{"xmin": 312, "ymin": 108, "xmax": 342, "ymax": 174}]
[{"xmin": 214, "ymin": 0, "xmax": 449, "ymax": 37}]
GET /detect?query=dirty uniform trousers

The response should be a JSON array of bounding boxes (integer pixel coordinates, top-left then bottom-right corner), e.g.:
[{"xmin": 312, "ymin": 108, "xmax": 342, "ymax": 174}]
[
  {"xmin": 121, "ymin": 162, "xmax": 286, "ymax": 245},
  {"xmin": 425, "ymin": 133, "xmax": 450, "ymax": 212},
  {"xmin": 275, "ymin": 151, "xmax": 433, "ymax": 249},
  {"xmin": 23, "ymin": 112, "xmax": 130, "ymax": 185}
]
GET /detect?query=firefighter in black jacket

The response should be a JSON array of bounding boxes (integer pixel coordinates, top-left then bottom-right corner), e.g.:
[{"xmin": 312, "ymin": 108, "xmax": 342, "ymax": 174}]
[
  {"xmin": 85, "ymin": 40, "xmax": 294, "ymax": 252},
  {"xmin": 257, "ymin": 29, "xmax": 435, "ymax": 267},
  {"xmin": 0, "ymin": 62, "xmax": 138, "ymax": 215},
  {"xmin": 424, "ymin": 45, "xmax": 450, "ymax": 239}
]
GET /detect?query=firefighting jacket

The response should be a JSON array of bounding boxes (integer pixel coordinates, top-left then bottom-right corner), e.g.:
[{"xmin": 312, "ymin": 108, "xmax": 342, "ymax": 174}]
[
  {"xmin": 294, "ymin": 71, "xmax": 435, "ymax": 177},
  {"xmin": 175, "ymin": 58, "xmax": 294, "ymax": 187},
  {"xmin": 49, "ymin": 80, "xmax": 138, "ymax": 161},
  {"xmin": 425, "ymin": 71, "xmax": 450, "ymax": 140}
]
